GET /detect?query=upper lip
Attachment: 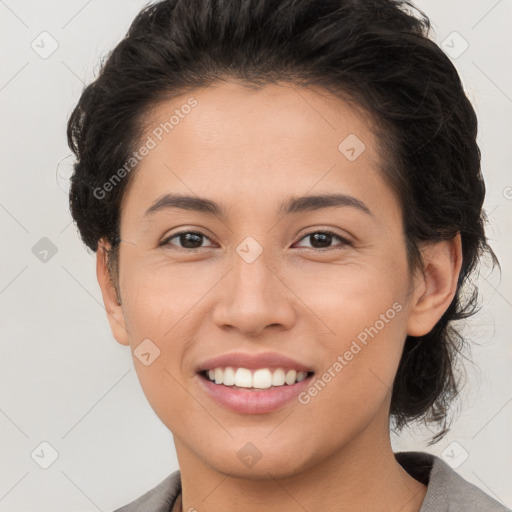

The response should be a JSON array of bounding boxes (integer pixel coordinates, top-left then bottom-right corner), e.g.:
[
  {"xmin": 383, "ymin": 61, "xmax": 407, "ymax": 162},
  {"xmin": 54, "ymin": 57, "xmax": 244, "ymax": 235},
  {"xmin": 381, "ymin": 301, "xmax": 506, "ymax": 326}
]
[{"xmin": 196, "ymin": 352, "xmax": 314, "ymax": 373}]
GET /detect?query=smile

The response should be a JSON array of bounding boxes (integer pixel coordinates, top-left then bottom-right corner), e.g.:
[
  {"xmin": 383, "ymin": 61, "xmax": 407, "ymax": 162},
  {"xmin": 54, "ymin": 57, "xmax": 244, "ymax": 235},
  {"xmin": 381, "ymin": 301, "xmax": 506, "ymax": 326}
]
[
  {"xmin": 202, "ymin": 367, "xmax": 312, "ymax": 389},
  {"xmin": 197, "ymin": 368, "xmax": 315, "ymax": 414}
]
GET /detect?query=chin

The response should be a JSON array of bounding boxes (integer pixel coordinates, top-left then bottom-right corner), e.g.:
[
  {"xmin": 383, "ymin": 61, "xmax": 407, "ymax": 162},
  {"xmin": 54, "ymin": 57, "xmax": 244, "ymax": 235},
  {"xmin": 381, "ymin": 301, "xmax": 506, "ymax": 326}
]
[{"xmin": 197, "ymin": 442, "xmax": 315, "ymax": 481}]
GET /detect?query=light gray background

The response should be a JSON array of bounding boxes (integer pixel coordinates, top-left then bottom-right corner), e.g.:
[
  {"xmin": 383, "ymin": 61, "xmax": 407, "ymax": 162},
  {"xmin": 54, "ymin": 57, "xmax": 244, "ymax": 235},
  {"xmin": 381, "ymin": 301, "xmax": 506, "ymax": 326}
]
[{"xmin": 0, "ymin": 1, "xmax": 511, "ymax": 510}]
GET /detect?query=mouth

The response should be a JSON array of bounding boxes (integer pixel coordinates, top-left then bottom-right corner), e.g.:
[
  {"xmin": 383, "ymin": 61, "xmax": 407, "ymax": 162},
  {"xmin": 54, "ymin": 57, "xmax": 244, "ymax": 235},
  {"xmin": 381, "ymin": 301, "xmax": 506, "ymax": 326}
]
[
  {"xmin": 195, "ymin": 351, "xmax": 315, "ymax": 413},
  {"xmin": 198, "ymin": 367, "xmax": 315, "ymax": 390},
  {"xmin": 196, "ymin": 365, "xmax": 315, "ymax": 414}
]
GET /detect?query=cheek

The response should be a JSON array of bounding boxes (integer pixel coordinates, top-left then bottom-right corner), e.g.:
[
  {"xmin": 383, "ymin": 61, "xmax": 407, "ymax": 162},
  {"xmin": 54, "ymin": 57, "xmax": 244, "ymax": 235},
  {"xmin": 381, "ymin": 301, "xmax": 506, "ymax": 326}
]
[
  {"xmin": 297, "ymin": 255, "xmax": 410, "ymax": 412},
  {"xmin": 308, "ymin": 301, "xmax": 407, "ymax": 405},
  {"xmin": 120, "ymin": 254, "xmax": 207, "ymax": 339},
  {"xmin": 292, "ymin": 307, "xmax": 407, "ymax": 461},
  {"xmin": 291, "ymin": 254, "xmax": 409, "ymax": 341},
  {"xmin": 117, "ymin": 259, "xmax": 185, "ymax": 396}
]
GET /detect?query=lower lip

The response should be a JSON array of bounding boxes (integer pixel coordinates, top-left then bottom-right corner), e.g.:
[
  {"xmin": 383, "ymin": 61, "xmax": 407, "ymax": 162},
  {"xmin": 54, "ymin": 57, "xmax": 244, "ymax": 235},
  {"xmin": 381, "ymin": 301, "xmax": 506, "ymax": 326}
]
[{"xmin": 196, "ymin": 373, "xmax": 314, "ymax": 414}]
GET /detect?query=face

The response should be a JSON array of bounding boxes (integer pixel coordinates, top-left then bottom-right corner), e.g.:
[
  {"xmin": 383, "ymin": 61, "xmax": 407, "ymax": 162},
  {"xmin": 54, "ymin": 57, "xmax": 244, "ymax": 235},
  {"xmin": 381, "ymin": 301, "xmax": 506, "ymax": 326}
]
[{"xmin": 97, "ymin": 80, "xmax": 448, "ymax": 479}]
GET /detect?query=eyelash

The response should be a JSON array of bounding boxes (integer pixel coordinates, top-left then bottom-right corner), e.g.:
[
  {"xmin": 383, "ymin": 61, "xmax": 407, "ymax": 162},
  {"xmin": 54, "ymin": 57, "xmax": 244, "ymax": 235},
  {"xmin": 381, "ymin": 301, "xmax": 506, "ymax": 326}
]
[{"xmin": 159, "ymin": 229, "xmax": 353, "ymax": 252}]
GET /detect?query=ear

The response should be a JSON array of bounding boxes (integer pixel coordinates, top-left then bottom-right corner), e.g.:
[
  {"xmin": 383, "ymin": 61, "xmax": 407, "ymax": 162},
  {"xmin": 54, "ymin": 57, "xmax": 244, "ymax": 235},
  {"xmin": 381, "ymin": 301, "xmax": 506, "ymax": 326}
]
[
  {"xmin": 96, "ymin": 239, "xmax": 129, "ymax": 346},
  {"xmin": 406, "ymin": 233, "xmax": 463, "ymax": 337}
]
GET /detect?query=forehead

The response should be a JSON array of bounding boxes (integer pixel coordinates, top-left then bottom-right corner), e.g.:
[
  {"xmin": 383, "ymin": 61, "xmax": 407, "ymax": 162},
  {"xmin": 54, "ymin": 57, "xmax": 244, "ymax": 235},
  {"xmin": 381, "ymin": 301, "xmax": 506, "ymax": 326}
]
[
  {"xmin": 142, "ymin": 80, "xmax": 377, "ymax": 160},
  {"xmin": 122, "ymin": 80, "xmax": 396, "ymax": 225}
]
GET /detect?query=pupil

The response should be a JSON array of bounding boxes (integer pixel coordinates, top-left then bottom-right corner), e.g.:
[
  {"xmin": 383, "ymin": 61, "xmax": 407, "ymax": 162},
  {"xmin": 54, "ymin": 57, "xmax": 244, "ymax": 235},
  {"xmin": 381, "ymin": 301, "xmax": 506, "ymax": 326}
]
[
  {"xmin": 181, "ymin": 233, "xmax": 202, "ymax": 248},
  {"xmin": 311, "ymin": 233, "xmax": 331, "ymax": 248}
]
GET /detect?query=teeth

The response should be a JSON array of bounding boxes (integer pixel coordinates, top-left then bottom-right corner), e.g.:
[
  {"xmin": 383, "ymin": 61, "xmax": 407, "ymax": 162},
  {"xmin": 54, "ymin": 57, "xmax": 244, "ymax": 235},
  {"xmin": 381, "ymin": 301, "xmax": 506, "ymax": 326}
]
[
  {"xmin": 223, "ymin": 366, "xmax": 236, "ymax": 386},
  {"xmin": 204, "ymin": 367, "xmax": 310, "ymax": 388},
  {"xmin": 285, "ymin": 369, "xmax": 297, "ymax": 385},
  {"xmin": 234, "ymin": 368, "xmax": 252, "ymax": 388},
  {"xmin": 253, "ymin": 369, "xmax": 272, "ymax": 389},
  {"xmin": 296, "ymin": 371, "xmax": 307, "ymax": 382},
  {"xmin": 271, "ymin": 368, "xmax": 286, "ymax": 386}
]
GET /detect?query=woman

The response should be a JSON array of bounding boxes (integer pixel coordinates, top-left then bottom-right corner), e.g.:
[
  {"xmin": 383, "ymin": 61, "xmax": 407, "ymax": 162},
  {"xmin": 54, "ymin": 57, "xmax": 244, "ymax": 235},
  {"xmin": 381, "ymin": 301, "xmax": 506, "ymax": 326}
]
[{"xmin": 66, "ymin": 0, "xmax": 509, "ymax": 511}]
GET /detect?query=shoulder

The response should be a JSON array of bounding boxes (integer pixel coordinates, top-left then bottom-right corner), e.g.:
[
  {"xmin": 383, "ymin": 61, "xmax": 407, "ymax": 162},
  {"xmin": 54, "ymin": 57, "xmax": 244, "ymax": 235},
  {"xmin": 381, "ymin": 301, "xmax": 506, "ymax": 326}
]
[
  {"xmin": 112, "ymin": 470, "xmax": 181, "ymax": 512},
  {"xmin": 395, "ymin": 451, "xmax": 511, "ymax": 512}
]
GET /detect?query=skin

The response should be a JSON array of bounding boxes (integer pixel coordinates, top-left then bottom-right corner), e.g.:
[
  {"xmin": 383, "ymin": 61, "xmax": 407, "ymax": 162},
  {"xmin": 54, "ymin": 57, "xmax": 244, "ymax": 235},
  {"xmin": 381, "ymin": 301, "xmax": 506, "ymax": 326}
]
[{"xmin": 96, "ymin": 80, "xmax": 462, "ymax": 512}]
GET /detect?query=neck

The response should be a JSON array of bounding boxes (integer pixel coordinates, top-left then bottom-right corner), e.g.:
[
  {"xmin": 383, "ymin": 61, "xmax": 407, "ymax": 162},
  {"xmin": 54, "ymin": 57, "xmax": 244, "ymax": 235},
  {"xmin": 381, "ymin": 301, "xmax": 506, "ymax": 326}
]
[{"xmin": 173, "ymin": 417, "xmax": 427, "ymax": 512}]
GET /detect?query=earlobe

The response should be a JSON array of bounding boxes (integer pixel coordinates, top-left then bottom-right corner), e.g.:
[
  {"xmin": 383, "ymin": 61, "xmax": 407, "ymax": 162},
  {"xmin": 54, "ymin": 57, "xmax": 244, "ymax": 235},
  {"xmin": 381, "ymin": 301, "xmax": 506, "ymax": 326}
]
[
  {"xmin": 96, "ymin": 239, "xmax": 129, "ymax": 346},
  {"xmin": 406, "ymin": 234, "xmax": 463, "ymax": 337}
]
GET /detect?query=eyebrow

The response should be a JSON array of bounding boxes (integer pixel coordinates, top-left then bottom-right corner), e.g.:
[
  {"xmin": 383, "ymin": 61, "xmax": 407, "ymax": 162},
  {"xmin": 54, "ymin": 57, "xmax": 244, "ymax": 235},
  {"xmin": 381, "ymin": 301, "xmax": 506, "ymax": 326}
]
[{"xmin": 144, "ymin": 192, "xmax": 373, "ymax": 220}]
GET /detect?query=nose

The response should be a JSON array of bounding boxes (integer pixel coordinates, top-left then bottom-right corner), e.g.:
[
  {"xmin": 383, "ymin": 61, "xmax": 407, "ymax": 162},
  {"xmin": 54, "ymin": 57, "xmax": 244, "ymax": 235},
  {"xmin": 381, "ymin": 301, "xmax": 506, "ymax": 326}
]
[{"xmin": 211, "ymin": 248, "xmax": 296, "ymax": 337}]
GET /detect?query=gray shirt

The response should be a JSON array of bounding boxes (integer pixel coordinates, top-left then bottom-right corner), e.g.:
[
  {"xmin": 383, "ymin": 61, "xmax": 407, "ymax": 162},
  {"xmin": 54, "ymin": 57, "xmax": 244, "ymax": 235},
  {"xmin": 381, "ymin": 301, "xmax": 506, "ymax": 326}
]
[{"xmin": 113, "ymin": 451, "xmax": 511, "ymax": 511}]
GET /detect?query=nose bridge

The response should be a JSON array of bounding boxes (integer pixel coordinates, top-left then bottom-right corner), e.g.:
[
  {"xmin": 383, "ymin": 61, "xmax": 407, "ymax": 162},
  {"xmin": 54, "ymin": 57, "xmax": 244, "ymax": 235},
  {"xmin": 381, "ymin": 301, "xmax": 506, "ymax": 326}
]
[{"xmin": 231, "ymin": 234, "xmax": 277, "ymax": 301}]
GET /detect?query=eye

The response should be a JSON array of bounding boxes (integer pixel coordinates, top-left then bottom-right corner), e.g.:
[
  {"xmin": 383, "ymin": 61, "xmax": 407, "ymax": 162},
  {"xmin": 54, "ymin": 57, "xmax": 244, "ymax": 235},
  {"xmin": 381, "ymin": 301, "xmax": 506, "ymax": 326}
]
[
  {"xmin": 160, "ymin": 229, "xmax": 353, "ymax": 252},
  {"xmin": 294, "ymin": 229, "xmax": 353, "ymax": 250},
  {"xmin": 160, "ymin": 230, "xmax": 214, "ymax": 251}
]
